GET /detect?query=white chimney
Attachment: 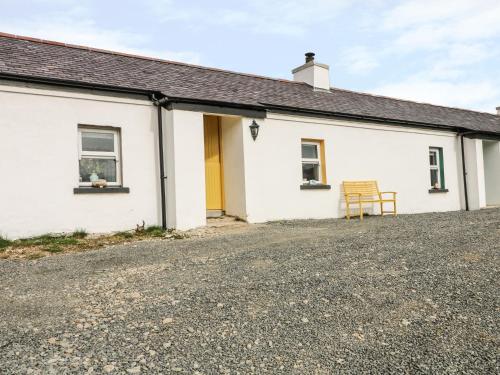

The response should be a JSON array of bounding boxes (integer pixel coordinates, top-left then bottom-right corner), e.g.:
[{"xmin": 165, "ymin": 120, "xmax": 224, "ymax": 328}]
[
  {"xmin": 292, "ymin": 52, "xmax": 330, "ymax": 91},
  {"xmin": 496, "ymin": 106, "xmax": 500, "ymax": 115}
]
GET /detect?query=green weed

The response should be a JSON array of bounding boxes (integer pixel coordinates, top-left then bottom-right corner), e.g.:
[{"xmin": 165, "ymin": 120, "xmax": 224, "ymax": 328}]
[
  {"xmin": 0, "ymin": 236, "xmax": 12, "ymax": 250},
  {"xmin": 72, "ymin": 229, "xmax": 88, "ymax": 239},
  {"xmin": 144, "ymin": 226, "xmax": 166, "ymax": 237}
]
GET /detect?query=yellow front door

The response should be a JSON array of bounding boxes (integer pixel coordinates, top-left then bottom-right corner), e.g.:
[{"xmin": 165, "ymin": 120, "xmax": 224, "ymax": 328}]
[{"xmin": 204, "ymin": 116, "xmax": 224, "ymax": 211}]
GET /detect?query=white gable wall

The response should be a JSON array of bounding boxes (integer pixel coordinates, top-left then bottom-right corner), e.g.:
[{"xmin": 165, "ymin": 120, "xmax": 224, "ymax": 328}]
[
  {"xmin": 241, "ymin": 113, "xmax": 463, "ymax": 223},
  {"xmin": 0, "ymin": 83, "xmax": 161, "ymax": 239}
]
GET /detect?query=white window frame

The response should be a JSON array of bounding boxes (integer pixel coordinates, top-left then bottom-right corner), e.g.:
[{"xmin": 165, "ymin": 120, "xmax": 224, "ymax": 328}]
[
  {"xmin": 429, "ymin": 147, "xmax": 441, "ymax": 188},
  {"xmin": 78, "ymin": 127, "xmax": 121, "ymax": 187},
  {"xmin": 301, "ymin": 140, "xmax": 322, "ymax": 184}
]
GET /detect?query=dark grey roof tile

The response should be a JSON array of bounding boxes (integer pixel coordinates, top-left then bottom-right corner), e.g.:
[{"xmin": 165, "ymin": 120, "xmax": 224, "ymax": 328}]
[{"xmin": 1, "ymin": 34, "xmax": 499, "ymax": 134}]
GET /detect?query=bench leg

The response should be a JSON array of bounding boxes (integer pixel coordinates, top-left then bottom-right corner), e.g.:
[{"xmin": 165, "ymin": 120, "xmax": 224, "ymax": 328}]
[
  {"xmin": 379, "ymin": 201, "xmax": 384, "ymax": 216},
  {"xmin": 359, "ymin": 197, "xmax": 363, "ymax": 221},
  {"xmin": 393, "ymin": 199, "xmax": 397, "ymax": 216},
  {"xmin": 346, "ymin": 200, "xmax": 350, "ymax": 220}
]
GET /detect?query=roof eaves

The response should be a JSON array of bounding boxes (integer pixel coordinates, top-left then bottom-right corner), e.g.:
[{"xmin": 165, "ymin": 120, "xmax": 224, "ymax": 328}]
[
  {"xmin": 0, "ymin": 71, "xmax": 269, "ymax": 115},
  {"xmin": 0, "ymin": 72, "xmax": 157, "ymax": 97},
  {"xmin": 261, "ymin": 102, "xmax": 462, "ymax": 133},
  {"xmin": 1, "ymin": 71, "xmax": 498, "ymax": 136},
  {"xmin": 459, "ymin": 130, "xmax": 500, "ymax": 140},
  {"xmin": 166, "ymin": 96, "xmax": 266, "ymax": 111}
]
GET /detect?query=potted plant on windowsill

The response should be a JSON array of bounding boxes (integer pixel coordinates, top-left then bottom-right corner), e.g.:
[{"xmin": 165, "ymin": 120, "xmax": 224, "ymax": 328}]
[
  {"xmin": 303, "ymin": 179, "xmax": 321, "ymax": 186},
  {"xmin": 89, "ymin": 170, "xmax": 107, "ymax": 188},
  {"xmin": 92, "ymin": 179, "xmax": 108, "ymax": 188}
]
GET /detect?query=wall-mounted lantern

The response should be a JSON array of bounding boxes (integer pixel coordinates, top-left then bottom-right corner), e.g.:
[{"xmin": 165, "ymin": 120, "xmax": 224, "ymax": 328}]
[{"xmin": 249, "ymin": 120, "xmax": 260, "ymax": 141}]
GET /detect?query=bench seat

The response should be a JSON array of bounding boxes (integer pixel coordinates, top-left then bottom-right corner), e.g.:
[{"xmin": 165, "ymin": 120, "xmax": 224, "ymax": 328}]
[{"xmin": 342, "ymin": 181, "xmax": 397, "ymax": 220}]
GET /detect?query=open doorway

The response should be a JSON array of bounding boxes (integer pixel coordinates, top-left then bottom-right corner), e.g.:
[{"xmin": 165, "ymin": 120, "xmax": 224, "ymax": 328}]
[{"xmin": 204, "ymin": 115, "xmax": 225, "ymax": 217}]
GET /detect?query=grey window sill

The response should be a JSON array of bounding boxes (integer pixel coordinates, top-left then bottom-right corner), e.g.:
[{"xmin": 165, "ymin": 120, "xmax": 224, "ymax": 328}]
[
  {"xmin": 74, "ymin": 187, "xmax": 130, "ymax": 194},
  {"xmin": 300, "ymin": 184, "xmax": 331, "ymax": 190},
  {"xmin": 428, "ymin": 188, "xmax": 449, "ymax": 194}
]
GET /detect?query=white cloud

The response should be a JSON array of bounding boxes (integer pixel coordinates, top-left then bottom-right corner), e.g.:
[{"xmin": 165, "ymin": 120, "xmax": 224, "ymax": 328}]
[
  {"xmin": 383, "ymin": 0, "xmax": 500, "ymax": 50},
  {"xmin": 339, "ymin": 46, "xmax": 379, "ymax": 74},
  {"xmin": 1, "ymin": 6, "xmax": 201, "ymax": 64},
  {"xmin": 150, "ymin": 0, "xmax": 359, "ymax": 36},
  {"xmin": 383, "ymin": 0, "xmax": 477, "ymax": 30},
  {"xmin": 363, "ymin": 0, "xmax": 500, "ymax": 112},
  {"xmin": 227, "ymin": 0, "xmax": 356, "ymax": 36},
  {"xmin": 146, "ymin": 0, "xmax": 197, "ymax": 22},
  {"xmin": 423, "ymin": 43, "xmax": 497, "ymax": 80},
  {"xmin": 372, "ymin": 77, "xmax": 499, "ymax": 113}
]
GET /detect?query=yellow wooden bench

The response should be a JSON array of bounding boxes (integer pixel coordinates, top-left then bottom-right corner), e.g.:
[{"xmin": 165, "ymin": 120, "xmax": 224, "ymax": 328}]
[{"xmin": 342, "ymin": 180, "xmax": 397, "ymax": 220}]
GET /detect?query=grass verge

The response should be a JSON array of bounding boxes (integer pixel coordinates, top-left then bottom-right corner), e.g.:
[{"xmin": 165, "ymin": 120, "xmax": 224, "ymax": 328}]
[{"xmin": 0, "ymin": 226, "xmax": 186, "ymax": 260}]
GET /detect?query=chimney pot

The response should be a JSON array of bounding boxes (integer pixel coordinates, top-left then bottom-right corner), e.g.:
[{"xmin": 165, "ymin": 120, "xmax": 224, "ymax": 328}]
[
  {"xmin": 305, "ymin": 52, "xmax": 315, "ymax": 63},
  {"xmin": 496, "ymin": 106, "xmax": 500, "ymax": 115}
]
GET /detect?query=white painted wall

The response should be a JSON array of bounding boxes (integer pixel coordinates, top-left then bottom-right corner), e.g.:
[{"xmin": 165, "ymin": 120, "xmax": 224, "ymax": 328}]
[
  {"xmin": 241, "ymin": 113, "xmax": 463, "ymax": 223},
  {"xmin": 483, "ymin": 140, "xmax": 500, "ymax": 205},
  {"xmin": 163, "ymin": 109, "xmax": 206, "ymax": 230},
  {"xmin": 0, "ymin": 83, "xmax": 161, "ymax": 239},
  {"xmin": 221, "ymin": 117, "xmax": 247, "ymax": 219},
  {"xmin": 463, "ymin": 138, "xmax": 487, "ymax": 210},
  {"xmin": 163, "ymin": 109, "xmax": 177, "ymax": 229},
  {"xmin": 2, "ymin": 82, "xmax": 496, "ymax": 238}
]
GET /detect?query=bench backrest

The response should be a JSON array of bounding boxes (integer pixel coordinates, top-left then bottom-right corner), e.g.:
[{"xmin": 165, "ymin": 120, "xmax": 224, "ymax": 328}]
[{"xmin": 342, "ymin": 180, "xmax": 380, "ymax": 197}]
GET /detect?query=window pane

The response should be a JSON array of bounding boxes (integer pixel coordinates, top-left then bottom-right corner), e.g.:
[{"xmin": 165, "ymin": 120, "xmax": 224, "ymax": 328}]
[
  {"xmin": 302, "ymin": 163, "xmax": 319, "ymax": 182},
  {"xmin": 429, "ymin": 151, "xmax": 437, "ymax": 166},
  {"xmin": 430, "ymin": 169, "xmax": 439, "ymax": 187},
  {"xmin": 302, "ymin": 144, "xmax": 318, "ymax": 159},
  {"xmin": 79, "ymin": 158, "xmax": 117, "ymax": 182},
  {"xmin": 82, "ymin": 131, "xmax": 114, "ymax": 152}
]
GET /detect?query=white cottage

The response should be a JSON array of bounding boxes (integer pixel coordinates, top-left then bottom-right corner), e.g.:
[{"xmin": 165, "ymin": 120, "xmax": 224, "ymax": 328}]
[{"xmin": 1, "ymin": 33, "xmax": 499, "ymax": 239}]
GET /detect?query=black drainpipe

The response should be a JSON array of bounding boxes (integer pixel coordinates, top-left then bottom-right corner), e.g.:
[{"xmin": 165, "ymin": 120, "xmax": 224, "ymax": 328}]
[
  {"xmin": 459, "ymin": 131, "xmax": 478, "ymax": 212},
  {"xmin": 152, "ymin": 94, "xmax": 169, "ymax": 229}
]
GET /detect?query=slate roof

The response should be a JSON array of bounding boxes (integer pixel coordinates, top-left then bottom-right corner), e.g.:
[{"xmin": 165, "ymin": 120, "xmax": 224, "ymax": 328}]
[{"xmin": 1, "ymin": 32, "xmax": 499, "ymax": 135}]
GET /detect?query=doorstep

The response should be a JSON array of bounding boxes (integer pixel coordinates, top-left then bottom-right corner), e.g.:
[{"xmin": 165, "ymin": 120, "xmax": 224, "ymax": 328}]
[{"xmin": 207, "ymin": 209, "xmax": 225, "ymax": 218}]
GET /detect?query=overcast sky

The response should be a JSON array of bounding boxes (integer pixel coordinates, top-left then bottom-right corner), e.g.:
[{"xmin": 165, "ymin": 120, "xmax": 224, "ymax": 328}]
[{"xmin": 1, "ymin": 0, "xmax": 499, "ymax": 113}]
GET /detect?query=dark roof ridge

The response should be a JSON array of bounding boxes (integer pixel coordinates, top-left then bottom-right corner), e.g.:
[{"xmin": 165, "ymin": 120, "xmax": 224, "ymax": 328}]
[
  {"xmin": 0, "ymin": 31, "xmax": 300, "ymax": 85},
  {"xmin": 330, "ymin": 86, "xmax": 498, "ymax": 117}
]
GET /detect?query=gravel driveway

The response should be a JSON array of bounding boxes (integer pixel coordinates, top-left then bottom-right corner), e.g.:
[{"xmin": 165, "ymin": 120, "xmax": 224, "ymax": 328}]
[{"xmin": 1, "ymin": 209, "xmax": 499, "ymax": 374}]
